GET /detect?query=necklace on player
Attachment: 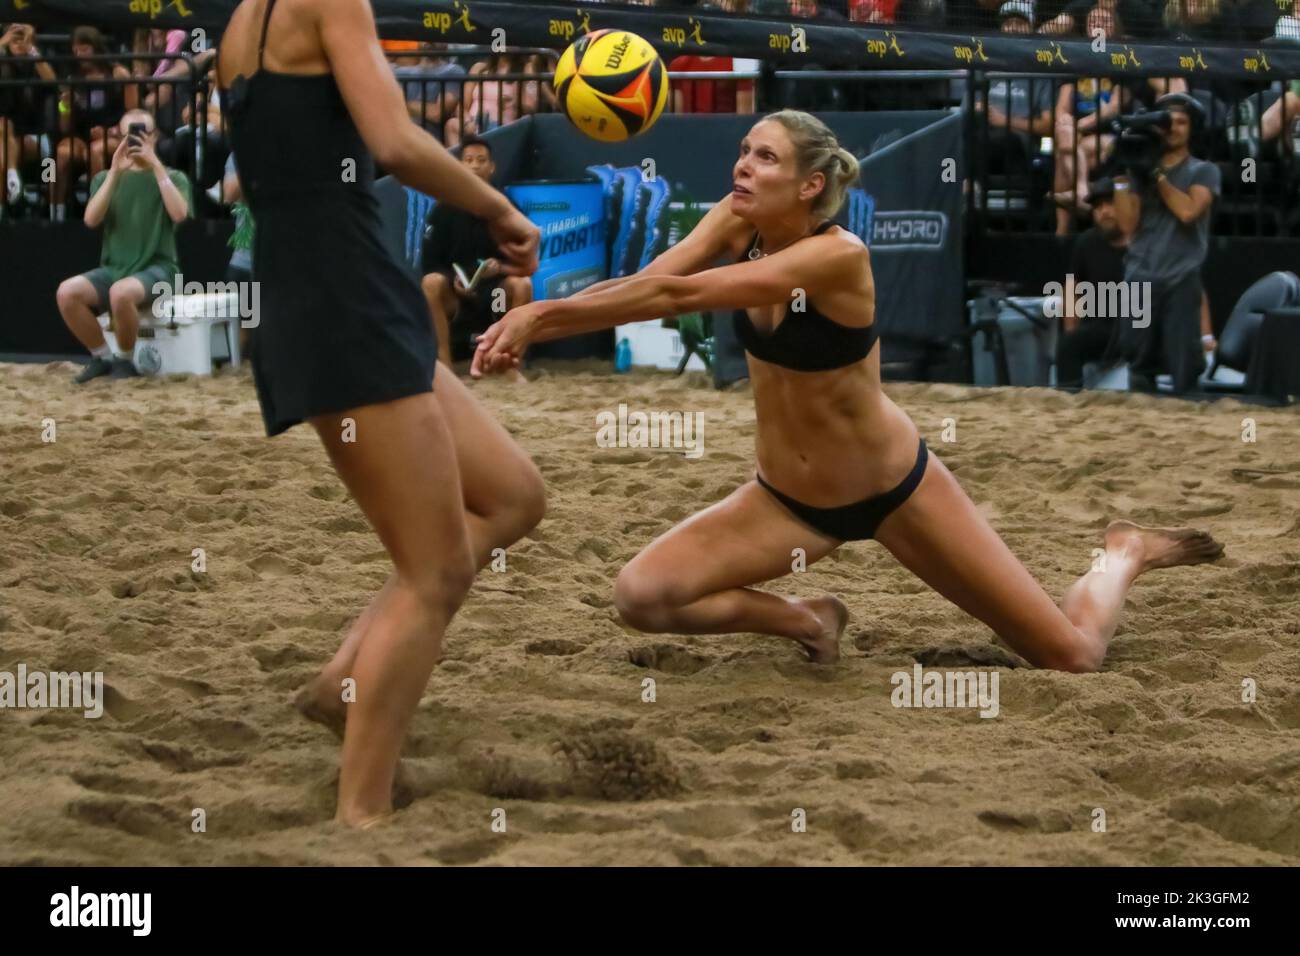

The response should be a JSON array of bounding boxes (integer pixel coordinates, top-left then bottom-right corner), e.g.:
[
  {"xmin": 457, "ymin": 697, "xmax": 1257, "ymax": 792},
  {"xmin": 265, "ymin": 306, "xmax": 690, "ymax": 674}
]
[{"xmin": 748, "ymin": 223, "xmax": 818, "ymax": 260}]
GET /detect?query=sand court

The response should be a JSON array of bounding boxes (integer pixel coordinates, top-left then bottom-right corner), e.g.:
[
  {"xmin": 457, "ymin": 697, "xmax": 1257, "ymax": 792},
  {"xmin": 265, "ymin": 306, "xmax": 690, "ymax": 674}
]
[{"xmin": 1, "ymin": 360, "xmax": 1297, "ymax": 865}]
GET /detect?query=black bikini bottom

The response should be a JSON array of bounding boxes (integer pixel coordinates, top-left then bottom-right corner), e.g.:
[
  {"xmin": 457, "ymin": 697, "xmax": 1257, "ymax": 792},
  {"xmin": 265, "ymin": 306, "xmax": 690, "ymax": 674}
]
[{"xmin": 756, "ymin": 438, "xmax": 929, "ymax": 542}]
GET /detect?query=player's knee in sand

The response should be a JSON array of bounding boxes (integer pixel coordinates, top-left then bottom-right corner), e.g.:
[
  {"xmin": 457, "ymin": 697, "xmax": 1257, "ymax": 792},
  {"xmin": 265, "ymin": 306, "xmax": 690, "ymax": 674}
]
[
  {"xmin": 513, "ymin": 463, "xmax": 547, "ymax": 538},
  {"xmin": 612, "ymin": 563, "xmax": 682, "ymax": 633}
]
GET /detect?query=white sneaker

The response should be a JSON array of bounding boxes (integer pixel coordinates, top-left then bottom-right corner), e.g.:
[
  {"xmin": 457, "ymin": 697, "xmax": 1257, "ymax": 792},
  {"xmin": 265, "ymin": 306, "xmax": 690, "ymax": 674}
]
[{"xmin": 5, "ymin": 169, "xmax": 20, "ymax": 205}]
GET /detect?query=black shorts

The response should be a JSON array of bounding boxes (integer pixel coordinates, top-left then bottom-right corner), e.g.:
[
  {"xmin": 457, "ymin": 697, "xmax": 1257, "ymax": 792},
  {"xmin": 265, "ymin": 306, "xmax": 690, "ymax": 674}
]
[{"xmin": 757, "ymin": 438, "xmax": 930, "ymax": 542}]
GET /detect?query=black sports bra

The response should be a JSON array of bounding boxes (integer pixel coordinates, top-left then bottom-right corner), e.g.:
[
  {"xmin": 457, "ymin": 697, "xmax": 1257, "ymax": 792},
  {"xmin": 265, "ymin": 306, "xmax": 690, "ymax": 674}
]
[{"xmin": 732, "ymin": 221, "xmax": 878, "ymax": 372}]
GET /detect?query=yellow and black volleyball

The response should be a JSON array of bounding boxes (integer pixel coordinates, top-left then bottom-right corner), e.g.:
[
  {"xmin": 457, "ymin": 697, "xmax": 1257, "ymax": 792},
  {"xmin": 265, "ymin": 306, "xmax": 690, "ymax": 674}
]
[{"xmin": 554, "ymin": 29, "xmax": 669, "ymax": 143}]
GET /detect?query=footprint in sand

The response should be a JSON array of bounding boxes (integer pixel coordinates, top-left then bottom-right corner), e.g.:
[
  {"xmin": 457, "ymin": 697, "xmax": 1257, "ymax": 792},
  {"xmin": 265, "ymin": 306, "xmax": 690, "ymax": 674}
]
[
  {"xmin": 247, "ymin": 553, "xmax": 296, "ymax": 577},
  {"xmin": 109, "ymin": 579, "xmax": 146, "ymax": 599},
  {"xmin": 976, "ymin": 808, "xmax": 1072, "ymax": 833},
  {"xmin": 65, "ymin": 797, "xmax": 185, "ymax": 843},
  {"xmin": 525, "ymin": 638, "xmax": 584, "ymax": 657},
  {"xmin": 627, "ymin": 643, "xmax": 713, "ymax": 675},
  {"xmin": 141, "ymin": 740, "xmax": 247, "ymax": 772},
  {"xmin": 912, "ymin": 643, "xmax": 1025, "ymax": 669},
  {"xmin": 157, "ymin": 675, "xmax": 219, "ymax": 698}
]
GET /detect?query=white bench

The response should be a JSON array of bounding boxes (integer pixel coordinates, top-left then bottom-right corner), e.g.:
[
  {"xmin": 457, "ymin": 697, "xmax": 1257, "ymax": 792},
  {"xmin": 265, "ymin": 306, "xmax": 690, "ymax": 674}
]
[{"xmin": 98, "ymin": 292, "xmax": 242, "ymax": 376}]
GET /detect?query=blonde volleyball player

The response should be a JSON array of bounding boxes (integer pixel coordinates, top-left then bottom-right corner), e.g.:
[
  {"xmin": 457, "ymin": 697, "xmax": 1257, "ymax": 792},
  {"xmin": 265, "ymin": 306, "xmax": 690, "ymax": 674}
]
[{"xmin": 474, "ymin": 110, "xmax": 1224, "ymax": 672}]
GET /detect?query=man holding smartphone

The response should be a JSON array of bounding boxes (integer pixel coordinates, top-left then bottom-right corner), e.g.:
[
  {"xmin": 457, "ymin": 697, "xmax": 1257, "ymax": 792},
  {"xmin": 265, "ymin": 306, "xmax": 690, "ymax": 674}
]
[{"xmin": 55, "ymin": 108, "xmax": 191, "ymax": 383}]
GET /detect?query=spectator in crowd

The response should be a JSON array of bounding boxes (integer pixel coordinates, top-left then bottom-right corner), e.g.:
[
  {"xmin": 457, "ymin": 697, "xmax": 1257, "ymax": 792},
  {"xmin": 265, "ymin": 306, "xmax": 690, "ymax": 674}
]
[
  {"xmin": 142, "ymin": 45, "xmax": 218, "ymax": 171},
  {"xmin": 219, "ymin": 152, "xmax": 254, "ymax": 286},
  {"xmin": 1279, "ymin": 0, "xmax": 1300, "ymax": 38},
  {"xmin": 945, "ymin": 0, "xmax": 1005, "ymax": 31},
  {"xmin": 133, "ymin": 28, "xmax": 187, "ymax": 77},
  {"xmin": 996, "ymin": 0, "xmax": 1037, "ymax": 29},
  {"xmin": 216, "ymin": 152, "xmax": 255, "ymax": 354},
  {"xmin": 419, "ymin": 136, "xmax": 531, "ymax": 377},
  {"xmin": 1165, "ymin": 0, "xmax": 1243, "ymax": 137},
  {"xmin": 1052, "ymin": 23, "xmax": 1125, "ymax": 232},
  {"xmin": 446, "ymin": 54, "xmax": 554, "ymax": 147},
  {"xmin": 1163, "ymin": 0, "xmax": 1222, "ymax": 36},
  {"xmin": 1039, "ymin": 0, "xmax": 1164, "ymax": 36},
  {"xmin": 52, "ymin": 26, "xmax": 136, "ymax": 222},
  {"xmin": 1055, "ymin": 177, "xmax": 1129, "ymax": 388},
  {"xmin": 389, "ymin": 42, "xmax": 466, "ymax": 141},
  {"xmin": 1052, "ymin": 7, "xmax": 1186, "ymax": 232},
  {"xmin": 1112, "ymin": 93, "xmax": 1220, "ymax": 394},
  {"xmin": 670, "ymin": 46, "xmax": 758, "ymax": 114},
  {"xmin": 1215, "ymin": 0, "xmax": 1289, "ymax": 39},
  {"xmin": 850, "ymin": 0, "xmax": 900, "ymax": 20},
  {"xmin": 977, "ymin": 5, "xmax": 1057, "ymax": 133},
  {"xmin": 56, "ymin": 108, "xmax": 191, "ymax": 383},
  {"xmin": 1249, "ymin": 14, "xmax": 1300, "ymax": 155},
  {"xmin": 132, "ymin": 28, "xmax": 188, "ymax": 127},
  {"xmin": 1260, "ymin": 79, "xmax": 1300, "ymax": 154},
  {"xmin": 0, "ymin": 23, "xmax": 56, "ymax": 209},
  {"xmin": 168, "ymin": 67, "xmax": 227, "ymax": 192},
  {"xmin": 973, "ymin": 4, "xmax": 1056, "ymax": 179}
]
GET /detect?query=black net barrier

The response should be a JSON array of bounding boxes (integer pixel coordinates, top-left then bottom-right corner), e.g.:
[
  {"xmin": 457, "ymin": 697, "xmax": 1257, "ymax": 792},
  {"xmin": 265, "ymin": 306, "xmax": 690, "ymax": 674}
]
[{"xmin": 4, "ymin": 0, "xmax": 1299, "ymax": 79}]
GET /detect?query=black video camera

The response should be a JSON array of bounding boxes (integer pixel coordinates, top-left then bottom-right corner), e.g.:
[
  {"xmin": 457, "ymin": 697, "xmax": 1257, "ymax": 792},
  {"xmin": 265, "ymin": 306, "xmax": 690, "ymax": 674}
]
[{"xmin": 1104, "ymin": 109, "xmax": 1172, "ymax": 185}]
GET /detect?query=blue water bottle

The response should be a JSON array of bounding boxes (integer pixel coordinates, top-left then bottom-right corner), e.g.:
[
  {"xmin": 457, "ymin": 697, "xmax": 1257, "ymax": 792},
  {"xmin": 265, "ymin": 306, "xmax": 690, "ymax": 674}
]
[{"xmin": 615, "ymin": 336, "xmax": 632, "ymax": 374}]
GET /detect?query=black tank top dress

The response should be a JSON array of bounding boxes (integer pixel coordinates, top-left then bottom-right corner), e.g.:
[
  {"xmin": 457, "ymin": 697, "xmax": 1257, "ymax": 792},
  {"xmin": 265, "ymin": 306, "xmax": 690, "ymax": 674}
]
[{"xmin": 220, "ymin": 0, "xmax": 437, "ymax": 436}]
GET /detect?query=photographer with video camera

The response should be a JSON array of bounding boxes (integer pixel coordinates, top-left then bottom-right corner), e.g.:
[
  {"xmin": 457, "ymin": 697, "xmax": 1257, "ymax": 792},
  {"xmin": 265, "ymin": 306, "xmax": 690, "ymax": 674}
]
[{"xmin": 1109, "ymin": 93, "xmax": 1219, "ymax": 395}]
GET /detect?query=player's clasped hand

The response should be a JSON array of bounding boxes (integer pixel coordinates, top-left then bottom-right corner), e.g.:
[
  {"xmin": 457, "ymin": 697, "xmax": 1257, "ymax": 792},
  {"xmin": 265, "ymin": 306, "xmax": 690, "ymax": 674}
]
[
  {"xmin": 470, "ymin": 301, "xmax": 546, "ymax": 378},
  {"xmin": 488, "ymin": 207, "xmax": 541, "ymax": 277}
]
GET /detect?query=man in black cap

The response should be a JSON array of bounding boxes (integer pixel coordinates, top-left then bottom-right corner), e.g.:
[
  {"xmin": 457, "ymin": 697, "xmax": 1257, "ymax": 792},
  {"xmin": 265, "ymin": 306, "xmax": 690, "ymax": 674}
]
[
  {"xmin": 1112, "ymin": 92, "xmax": 1219, "ymax": 394},
  {"xmin": 1055, "ymin": 177, "xmax": 1129, "ymax": 389}
]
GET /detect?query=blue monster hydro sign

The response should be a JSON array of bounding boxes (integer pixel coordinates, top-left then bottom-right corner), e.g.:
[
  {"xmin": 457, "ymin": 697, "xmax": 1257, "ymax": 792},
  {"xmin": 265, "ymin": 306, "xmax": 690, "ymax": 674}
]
[{"xmin": 505, "ymin": 181, "xmax": 607, "ymax": 301}]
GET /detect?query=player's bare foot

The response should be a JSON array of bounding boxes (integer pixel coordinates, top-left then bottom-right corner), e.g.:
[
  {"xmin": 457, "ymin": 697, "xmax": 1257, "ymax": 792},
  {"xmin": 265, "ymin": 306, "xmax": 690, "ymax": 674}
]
[
  {"xmin": 336, "ymin": 808, "xmax": 394, "ymax": 830},
  {"xmin": 795, "ymin": 595, "xmax": 848, "ymax": 664},
  {"xmin": 293, "ymin": 673, "xmax": 347, "ymax": 739},
  {"xmin": 1104, "ymin": 519, "xmax": 1225, "ymax": 573}
]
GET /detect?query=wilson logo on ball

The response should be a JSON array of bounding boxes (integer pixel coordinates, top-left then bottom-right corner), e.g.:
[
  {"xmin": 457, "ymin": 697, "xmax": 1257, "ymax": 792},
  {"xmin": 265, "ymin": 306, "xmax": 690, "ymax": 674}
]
[{"xmin": 554, "ymin": 29, "xmax": 669, "ymax": 143}]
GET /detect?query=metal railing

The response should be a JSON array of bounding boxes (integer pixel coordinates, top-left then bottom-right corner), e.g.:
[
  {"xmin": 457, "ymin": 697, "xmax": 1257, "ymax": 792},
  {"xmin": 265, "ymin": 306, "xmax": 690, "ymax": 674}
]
[
  {"xmin": 384, "ymin": 48, "xmax": 560, "ymax": 147},
  {"xmin": 0, "ymin": 51, "xmax": 210, "ymax": 219}
]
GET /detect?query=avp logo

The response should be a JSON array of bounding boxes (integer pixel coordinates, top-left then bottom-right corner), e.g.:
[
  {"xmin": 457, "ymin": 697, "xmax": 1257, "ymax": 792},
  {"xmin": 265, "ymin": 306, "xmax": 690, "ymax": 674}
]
[
  {"xmin": 869, "ymin": 212, "xmax": 948, "ymax": 251},
  {"xmin": 953, "ymin": 37, "xmax": 989, "ymax": 64},
  {"xmin": 424, "ymin": 1, "xmax": 475, "ymax": 35},
  {"xmin": 128, "ymin": 0, "xmax": 194, "ymax": 17},
  {"xmin": 866, "ymin": 31, "xmax": 905, "ymax": 59},
  {"xmin": 548, "ymin": 8, "xmax": 592, "ymax": 42},
  {"xmin": 1179, "ymin": 48, "xmax": 1208, "ymax": 71},
  {"xmin": 1035, "ymin": 41, "xmax": 1068, "ymax": 65},
  {"xmin": 1245, "ymin": 49, "xmax": 1271, "ymax": 73},
  {"xmin": 1110, "ymin": 45, "xmax": 1142, "ymax": 69},
  {"xmin": 663, "ymin": 16, "xmax": 704, "ymax": 48}
]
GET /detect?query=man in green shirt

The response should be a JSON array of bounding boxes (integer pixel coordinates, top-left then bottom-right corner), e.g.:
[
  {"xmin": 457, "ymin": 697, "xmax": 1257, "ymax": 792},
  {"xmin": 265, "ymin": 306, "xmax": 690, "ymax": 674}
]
[{"xmin": 56, "ymin": 108, "xmax": 191, "ymax": 383}]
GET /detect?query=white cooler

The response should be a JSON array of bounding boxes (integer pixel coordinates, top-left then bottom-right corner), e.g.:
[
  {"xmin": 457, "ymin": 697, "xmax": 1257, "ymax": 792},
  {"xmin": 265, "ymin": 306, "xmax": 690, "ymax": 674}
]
[
  {"xmin": 99, "ymin": 293, "xmax": 242, "ymax": 377},
  {"xmin": 616, "ymin": 319, "xmax": 707, "ymax": 372}
]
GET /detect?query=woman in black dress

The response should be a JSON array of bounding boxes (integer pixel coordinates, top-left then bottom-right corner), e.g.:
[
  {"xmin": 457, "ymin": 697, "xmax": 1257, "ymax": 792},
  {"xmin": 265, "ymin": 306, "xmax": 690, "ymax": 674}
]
[{"xmin": 217, "ymin": 0, "xmax": 542, "ymax": 828}]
